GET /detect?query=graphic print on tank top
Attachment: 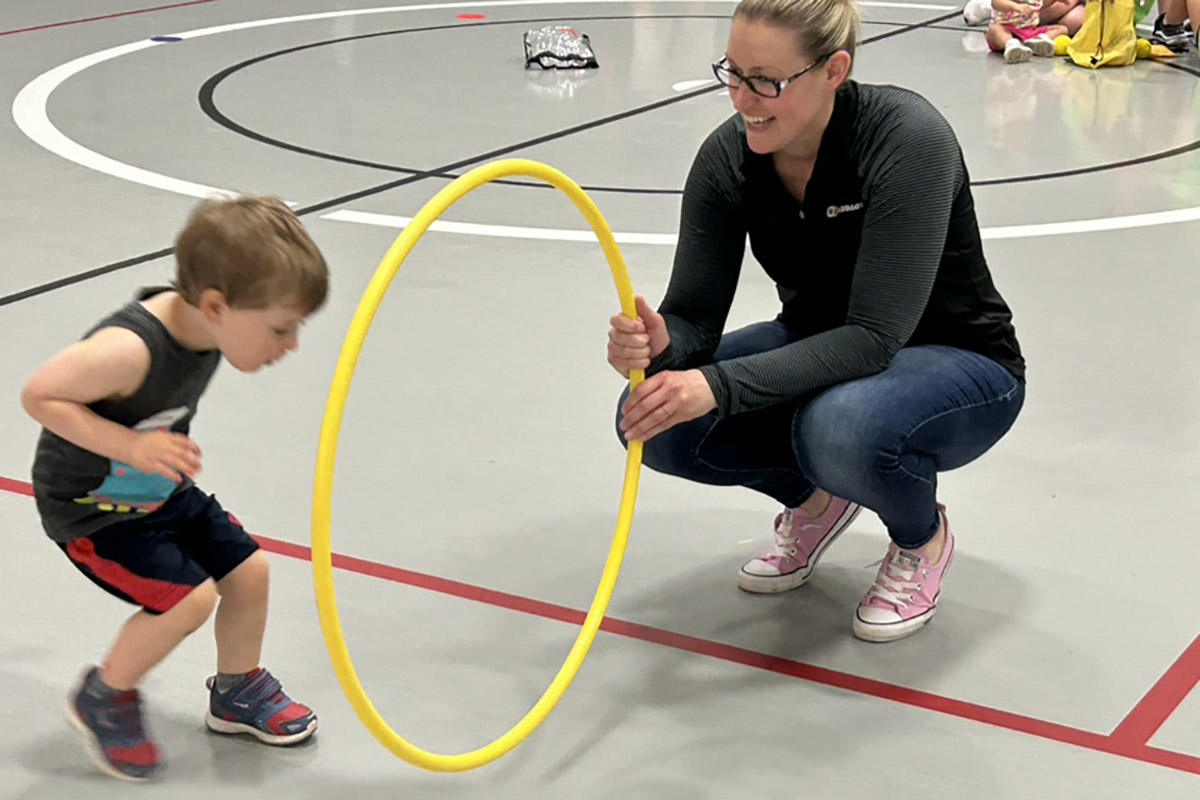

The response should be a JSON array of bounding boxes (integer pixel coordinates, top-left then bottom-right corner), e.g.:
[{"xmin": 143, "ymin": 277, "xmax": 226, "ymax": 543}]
[{"xmin": 73, "ymin": 406, "xmax": 189, "ymax": 513}]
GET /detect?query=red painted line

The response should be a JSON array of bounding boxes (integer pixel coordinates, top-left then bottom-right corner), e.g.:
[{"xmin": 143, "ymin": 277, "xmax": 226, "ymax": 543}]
[
  {"xmin": 0, "ymin": 476, "xmax": 34, "ymax": 496},
  {"xmin": 457, "ymin": 13, "xmax": 487, "ymax": 19},
  {"xmin": 1134, "ymin": 744, "xmax": 1200, "ymax": 775},
  {"xmin": 4, "ymin": 476, "xmax": 1200, "ymax": 776},
  {"xmin": 248, "ymin": 536, "xmax": 1200, "ymax": 776},
  {"xmin": 0, "ymin": 0, "xmax": 228, "ymax": 37},
  {"xmin": 1111, "ymin": 633, "xmax": 1200, "ymax": 746}
]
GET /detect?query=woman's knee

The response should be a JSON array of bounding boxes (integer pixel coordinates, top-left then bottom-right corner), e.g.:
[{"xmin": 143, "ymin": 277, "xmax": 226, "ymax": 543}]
[
  {"xmin": 613, "ymin": 386, "xmax": 705, "ymax": 477},
  {"xmin": 792, "ymin": 388, "xmax": 904, "ymax": 491}
]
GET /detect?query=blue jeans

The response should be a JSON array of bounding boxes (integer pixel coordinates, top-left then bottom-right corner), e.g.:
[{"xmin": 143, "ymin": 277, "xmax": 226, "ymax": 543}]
[{"xmin": 615, "ymin": 321, "xmax": 1025, "ymax": 549}]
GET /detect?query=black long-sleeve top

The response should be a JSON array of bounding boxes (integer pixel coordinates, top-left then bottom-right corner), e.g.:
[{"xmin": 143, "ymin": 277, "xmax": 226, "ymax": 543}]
[{"xmin": 650, "ymin": 80, "xmax": 1025, "ymax": 416}]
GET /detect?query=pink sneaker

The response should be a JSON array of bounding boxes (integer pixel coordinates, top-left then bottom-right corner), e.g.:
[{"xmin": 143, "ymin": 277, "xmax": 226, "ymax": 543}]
[
  {"xmin": 853, "ymin": 504, "xmax": 955, "ymax": 643},
  {"xmin": 738, "ymin": 496, "xmax": 862, "ymax": 593}
]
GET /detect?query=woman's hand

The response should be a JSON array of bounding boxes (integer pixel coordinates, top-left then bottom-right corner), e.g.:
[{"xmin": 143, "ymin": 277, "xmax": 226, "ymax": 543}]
[
  {"xmin": 619, "ymin": 369, "xmax": 716, "ymax": 442},
  {"xmin": 607, "ymin": 294, "xmax": 670, "ymax": 377}
]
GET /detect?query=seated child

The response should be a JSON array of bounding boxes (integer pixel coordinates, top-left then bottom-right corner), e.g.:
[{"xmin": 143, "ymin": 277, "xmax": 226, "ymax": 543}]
[{"xmin": 987, "ymin": 0, "xmax": 1070, "ymax": 61}]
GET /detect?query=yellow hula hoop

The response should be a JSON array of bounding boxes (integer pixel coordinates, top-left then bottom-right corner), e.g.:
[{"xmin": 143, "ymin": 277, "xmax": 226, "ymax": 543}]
[{"xmin": 311, "ymin": 158, "xmax": 645, "ymax": 772}]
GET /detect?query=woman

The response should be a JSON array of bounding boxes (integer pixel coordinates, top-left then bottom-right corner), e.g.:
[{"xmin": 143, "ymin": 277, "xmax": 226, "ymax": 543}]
[{"xmin": 607, "ymin": 0, "xmax": 1026, "ymax": 643}]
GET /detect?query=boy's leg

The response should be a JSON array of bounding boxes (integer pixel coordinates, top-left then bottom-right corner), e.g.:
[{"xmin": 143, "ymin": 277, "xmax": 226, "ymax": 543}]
[
  {"xmin": 1153, "ymin": 0, "xmax": 1193, "ymax": 50},
  {"xmin": 100, "ymin": 582, "xmax": 219, "ymax": 688},
  {"xmin": 177, "ymin": 491, "xmax": 317, "ymax": 745},
  {"xmin": 214, "ymin": 551, "xmax": 269, "ymax": 675},
  {"xmin": 60, "ymin": 515, "xmax": 219, "ymax": 781}
]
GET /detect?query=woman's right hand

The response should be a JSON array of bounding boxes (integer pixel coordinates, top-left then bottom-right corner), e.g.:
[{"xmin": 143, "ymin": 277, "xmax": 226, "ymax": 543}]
[{"xmin": 607, "ymin": 294, "xmax": 670, "ymax": 377}]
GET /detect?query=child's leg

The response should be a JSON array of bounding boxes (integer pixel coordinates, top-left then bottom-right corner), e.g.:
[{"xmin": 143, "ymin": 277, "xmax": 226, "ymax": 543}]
[
  {"xmin": 213, "ymin": 551, "xmax": 269, "ymax": 675},
  {"xmin": 1040, "ymin": 0, "xmax": 1084, "ymax": 33},
  {"xmin": 180, "ymin": 492, "xmax": 317, "ymax": 745},
  {"xmin": 989, "ymin": 23, "xmax": 1035, "ymax": 59},
  {"xmin": 987, "ymin": 21, "xmax": 1016, "ymax": 50},
  {"xmin": 1024, "ymin": 24, "xmax": 1070, "ymax": 55},
  {"xmin": 59, "ymin": 513, "xmax": 220, "ymax": 782},
  {"xmin": 1154, "ymin": 0, "xmax": 1193, "ymax": 49},
  {"xmin": 1162, "ymin": 0, "xmax": 1188, "ymax": 23},
  {"xmin": 102, "ymin": 581, "xmax": 218, "ymax": 688}
]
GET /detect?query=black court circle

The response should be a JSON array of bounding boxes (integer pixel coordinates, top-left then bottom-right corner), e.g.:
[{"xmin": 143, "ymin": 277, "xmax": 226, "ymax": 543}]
[{"xmin": 197, "ymin": 13, "xmax": 1200, "ymax": 195}]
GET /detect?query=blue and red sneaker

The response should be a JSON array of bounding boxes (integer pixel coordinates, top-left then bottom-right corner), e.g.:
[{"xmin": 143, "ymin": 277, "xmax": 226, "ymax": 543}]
[
  {"xmin": 204, "ymin": 668, "xmax": 317, "ymax": 745},
  {"xmin": 67, "ymin": 666, "xmax": 160, "ymax": 781}
]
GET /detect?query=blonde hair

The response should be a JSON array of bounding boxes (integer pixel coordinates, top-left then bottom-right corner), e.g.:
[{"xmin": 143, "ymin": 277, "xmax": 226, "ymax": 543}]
[
  {"xmin": 733, "ymin": 0, "xmax": 860, "ymax": 60},
  {"xmin": 173, "ymin": 195, "xmax": 329, "ymax": 314}
]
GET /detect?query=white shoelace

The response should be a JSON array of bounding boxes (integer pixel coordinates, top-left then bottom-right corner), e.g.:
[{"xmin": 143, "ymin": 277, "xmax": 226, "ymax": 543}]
[
  {"xmin": 766, "ymin": 510, "xmax": 799, "ymax": 557},
  {"xmin": 865, "ymin": 552, "xmax": 921, "ymax": 607}
]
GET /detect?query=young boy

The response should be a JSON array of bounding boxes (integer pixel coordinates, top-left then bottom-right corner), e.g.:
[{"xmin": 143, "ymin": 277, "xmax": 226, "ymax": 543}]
[{"xmin": 21, "ymin": 195, "xmax": 330, "ymax": 782}]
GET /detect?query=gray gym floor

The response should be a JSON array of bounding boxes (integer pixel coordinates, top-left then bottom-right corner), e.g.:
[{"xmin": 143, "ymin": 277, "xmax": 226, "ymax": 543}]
[{"xmin": 2, "ymin": 1, "xmax": 1200, "ymax": 797}]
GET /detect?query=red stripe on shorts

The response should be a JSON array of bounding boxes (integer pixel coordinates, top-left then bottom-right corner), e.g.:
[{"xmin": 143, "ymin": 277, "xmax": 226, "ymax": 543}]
[{"xmin": 66, "ymin": 538, "xmax": 195, "ymax": 613}]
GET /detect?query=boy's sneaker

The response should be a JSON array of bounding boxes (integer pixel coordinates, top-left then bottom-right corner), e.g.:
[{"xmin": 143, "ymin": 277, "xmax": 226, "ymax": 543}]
[
  {"xmin": 738, "ymin": 496, "xmax": 862, "ymax": 593},
  {"xmin": 853, "ymin": 504, "xmax": 955, "ymax": 643},
  {"xmin": 205, "ymin": 667, "xmax": 317, "ymax": 745},
  {"xmin": 66, "ymin": 666, "xmax": 160, "ymax": 782},
  {"xmin": 1151, "ymin": 12, "xmax": 1192, "ymax": 52}
]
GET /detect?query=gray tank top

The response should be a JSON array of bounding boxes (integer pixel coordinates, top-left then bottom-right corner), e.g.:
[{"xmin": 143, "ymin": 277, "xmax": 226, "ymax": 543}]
[{"xmin": 31, "ymin": 288, "xmax": 221, "ymax": 542}]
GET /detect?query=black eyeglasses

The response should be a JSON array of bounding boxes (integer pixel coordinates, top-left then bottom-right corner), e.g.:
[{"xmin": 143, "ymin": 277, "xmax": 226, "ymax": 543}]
[{"xmin": 711, "ymin": 54, "xmax": 832, "ymax": 98}]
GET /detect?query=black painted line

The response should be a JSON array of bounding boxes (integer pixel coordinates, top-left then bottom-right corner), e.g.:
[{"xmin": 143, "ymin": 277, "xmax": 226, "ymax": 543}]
[
  {"xmin": 200, "ymin": 12, "xmax": 964, "ymax": 197},
  {"xmin": 290, "ymin": 80, "xmax": 722, "ymax": 216},
  {"xmin": 0, "ymin": 248, "xmax": 174, "ymax": 308},
  {"xmin": 973, "ymin": 139, "xmax": 1200, "ymax": 186},
  {"xmin": 204, "ymin": 9, "xmax": 1199, "ymax": 198},
  {"xmin": 1161, "ymin": 60, "xmax": 1200, "ymax": 78},
  {"xmin": 199, "ymin": 15, "xmax": 731, "ymax": 196},
  {"xmin": 0, "ymin": 8, "xmax": 1054, "ymax": 308}
]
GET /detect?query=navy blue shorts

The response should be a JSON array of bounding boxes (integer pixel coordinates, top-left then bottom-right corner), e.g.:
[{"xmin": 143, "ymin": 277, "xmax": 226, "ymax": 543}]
[{"xmin": 57, "ymin": 487, "xmax": 260, "ymax": 615}]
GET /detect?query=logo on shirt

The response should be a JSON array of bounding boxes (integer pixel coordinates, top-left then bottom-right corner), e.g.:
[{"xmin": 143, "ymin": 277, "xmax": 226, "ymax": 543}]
[
  {"xmin": 74, "ymin": 406, "xmax": 190, "ymax": 514},
  {"xmin": 827, "ymin": 202, "xmax": 864, "ymax": 218}
]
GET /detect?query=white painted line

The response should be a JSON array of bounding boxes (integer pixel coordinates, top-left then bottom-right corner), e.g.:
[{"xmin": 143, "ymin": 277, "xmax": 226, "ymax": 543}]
[
  {"xmin": 980, "ymin": 206, "xmax": 1200, "ymax": 240},
  {"xmin": 12, "ymin": 1, "xmax": 1199, "ymax": 244},
  {"xmin": 323, "ymin": 210, "xmax": 679, "ymax": 244},
  {"xmin": 325, "ymin": 205, "xmax": 1200, "ymax": 241},
  {"xmin": 673, "ymin": 79, "xmax": 713, "ymax": 91},
  {"xmin": 12, "ymin": 40, "xmax": 239, "ymax": 201},
  {"xmin": 158, "ymin": 0, "xmax": 956, "ymax": 39}
]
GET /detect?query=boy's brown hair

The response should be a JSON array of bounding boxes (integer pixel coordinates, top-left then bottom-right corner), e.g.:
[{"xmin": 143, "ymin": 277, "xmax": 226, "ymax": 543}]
[{"xmin": 174, "ymin": 195, "xmax": 328, "ymax": 313}]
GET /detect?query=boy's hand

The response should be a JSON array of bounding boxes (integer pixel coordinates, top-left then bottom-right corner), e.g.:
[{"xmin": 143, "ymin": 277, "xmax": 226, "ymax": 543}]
[{"xmin": 127, "ymin": 430, "xmax": 202, "ymax": 483}]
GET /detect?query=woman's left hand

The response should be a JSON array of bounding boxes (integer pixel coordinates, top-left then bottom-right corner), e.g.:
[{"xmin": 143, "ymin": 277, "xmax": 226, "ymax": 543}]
[{"xmin": 619, "ymin": 369, "xmax": 717, "ymax": 443}]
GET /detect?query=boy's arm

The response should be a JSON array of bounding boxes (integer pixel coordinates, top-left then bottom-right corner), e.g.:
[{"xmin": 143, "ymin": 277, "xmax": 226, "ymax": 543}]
[{"xmin": 21, "ymin": 327, "xmax": 201, "ymax": 482}]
